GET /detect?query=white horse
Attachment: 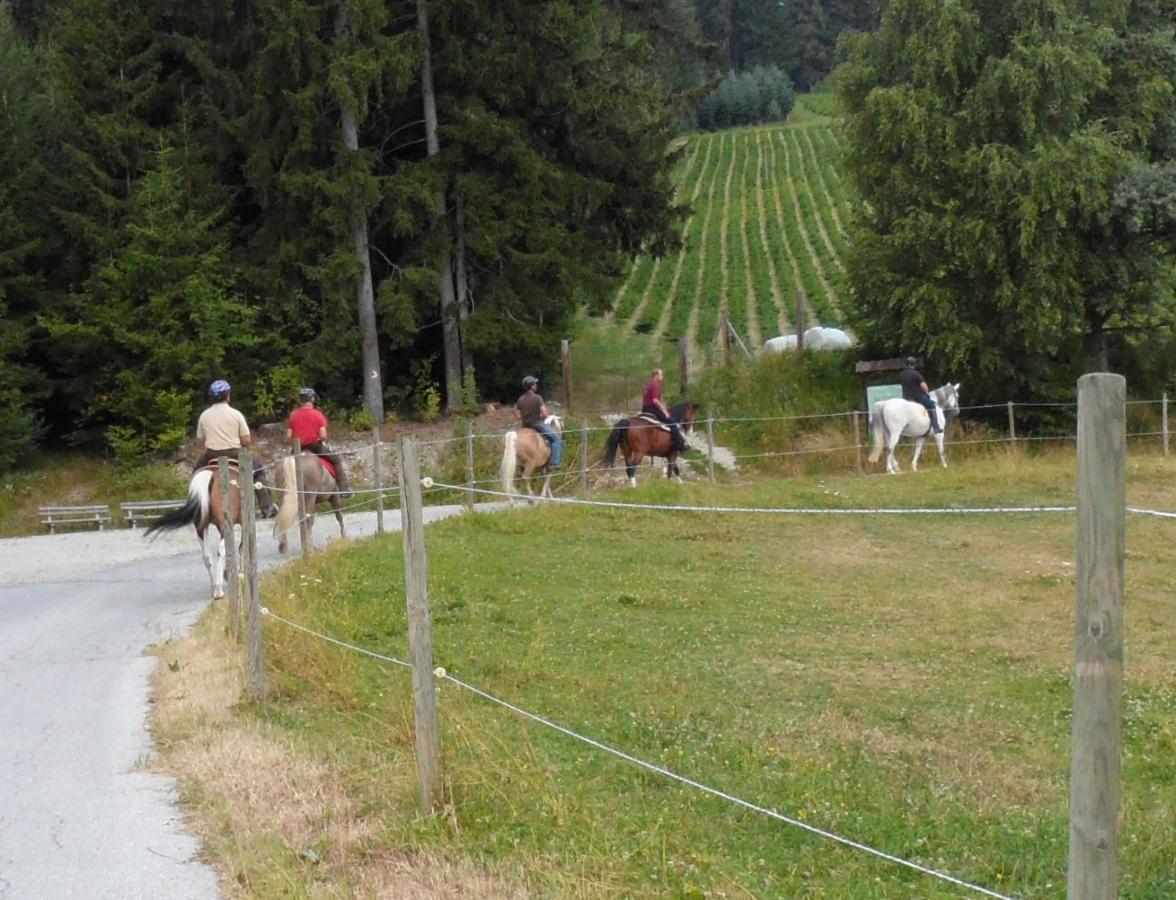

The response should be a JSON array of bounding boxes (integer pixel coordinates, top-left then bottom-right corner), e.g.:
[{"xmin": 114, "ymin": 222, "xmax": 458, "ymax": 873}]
[
  {"xmin": 868, "ymin": 383, "xmax": 961, "ymax": 474},
  {"xmin": 500, "ymin": 414, "xmax": 562, "ymax": 501}
]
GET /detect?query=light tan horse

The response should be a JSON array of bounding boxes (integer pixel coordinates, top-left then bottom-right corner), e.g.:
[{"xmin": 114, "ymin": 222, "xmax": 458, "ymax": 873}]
[
  {"xmin": 500, "ymin": 415, "xmax": 563, "ymax": 500},
  {"xmin": 273, "ymin": 453, "xmax": 347, "ymax": 553}
]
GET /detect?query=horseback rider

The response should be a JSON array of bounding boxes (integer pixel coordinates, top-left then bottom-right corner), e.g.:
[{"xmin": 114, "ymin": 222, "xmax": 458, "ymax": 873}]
[
  {"xmin": 194, "ymin": 379, "xmax": 254, "ymax": 471},
  {"xmin": 285, "ymin": 387, "xmax": 353, "ymax": 498},
  {"xmin": 516, "ymin": 375, "xmax": 562, "ymax": 467},
  {"xmin": 641, "ymin": 368, "xmax": 689, "ymax": 452},
  {"xmin": 900, "ymin": 356, "xmax": 942, "ymax": 434}
]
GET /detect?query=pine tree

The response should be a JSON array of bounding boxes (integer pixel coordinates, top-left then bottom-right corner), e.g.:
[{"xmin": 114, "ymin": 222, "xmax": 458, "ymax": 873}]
[{"xmin": 838, "ymin": 0, "xmax": 1176, "ymax": 400}]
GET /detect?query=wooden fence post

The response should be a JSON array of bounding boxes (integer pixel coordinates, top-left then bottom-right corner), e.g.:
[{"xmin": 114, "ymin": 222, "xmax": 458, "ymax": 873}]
[
  {"xmin": 235, "ymin": 449, "xmax": 253, "ymax": 641},
  {"xmin": 1007, "ymin": 401, "xmax": 1017, "ymax": 444},
  {"xmin": 238, "ymin": 448, "xmax": 265, "ymax": 700},
  {"xmin": 678, "ymin": 337, "xmax": 689, "ymax": 394},
  {"xmin": 852, "ymin": 411, "xmax": 863, "ymax": 474},
  {"xmin": 465, "ymin": 419, "xmax": 475, "ymax": 511},
  {"xmin": 561, "ymin": 338, "xmax": 572, "ymax": 412},
  {"xmin": 291, "ymin": 438, "xmax": 311, "ymax": 554},
  {"xmin": 398, "ymin": 436, "xmax": 443, "ymax": 814},
  {"xmin": 372, "ymin": 427, "xmax": 385, "ymax": 534},
  {"xmin": 579, "ymin": 420, "xmax": 589, "ymax": 496},
  {"xmin": 216, "ymin": 456, "xmax": 240, "ymax": 627},
  {"xmin": 706, "ymin": 417, "xmax": 715, "ymax": 481},
  {"xmin": 1069, "ymin": 373, "xmax": 1125, "ymax": 900},
  {"xmin": 1162, "ymin": 392, "xmax": 1168, "ymax": 456}
]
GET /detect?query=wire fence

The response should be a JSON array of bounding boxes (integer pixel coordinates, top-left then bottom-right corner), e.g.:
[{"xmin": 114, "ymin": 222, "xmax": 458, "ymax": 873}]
[{"xmin": 233, "ymin": 388, "xmax": 1169, "ymax": 898}]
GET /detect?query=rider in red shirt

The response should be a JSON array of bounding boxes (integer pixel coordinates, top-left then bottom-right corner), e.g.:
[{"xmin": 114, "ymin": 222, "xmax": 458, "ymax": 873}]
[
  {"xmin": 641, "ymin": 368, "xmax": 688, "ymax": 452},
  {"xmin": 286, "ymin": 387, "xmax": 353, "ymax": 497}
]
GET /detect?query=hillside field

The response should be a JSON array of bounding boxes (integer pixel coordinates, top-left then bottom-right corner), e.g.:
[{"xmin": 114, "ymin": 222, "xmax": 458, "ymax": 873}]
[{"xmin": 572, "ymin": 97, "xmax": 857, "ymax": 412}]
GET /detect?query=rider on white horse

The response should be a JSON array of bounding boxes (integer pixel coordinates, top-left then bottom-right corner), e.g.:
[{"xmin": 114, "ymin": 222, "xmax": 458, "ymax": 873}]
[{"xmin": 900, "ymin": 357, "xmax": 942, "ymax": 434}]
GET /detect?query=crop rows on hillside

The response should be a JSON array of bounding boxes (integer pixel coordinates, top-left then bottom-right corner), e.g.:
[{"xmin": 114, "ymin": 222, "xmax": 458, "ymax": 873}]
[{"xmin": 611, "ymin": 119, "xmax": 856, "ymax": 369}]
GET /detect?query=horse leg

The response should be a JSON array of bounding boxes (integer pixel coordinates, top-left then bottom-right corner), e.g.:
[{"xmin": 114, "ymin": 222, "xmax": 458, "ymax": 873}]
[
  {"xmin": 625, "ymin": 453, "xmax": 637, "ymax": 488},
  {"xmin": 540, "ymin": 470, "xmax": 553, "ymax": 499},
  {"xmin": 330, "ymin": 494, "xmax": 346, "ymax": 538},
  {"xmin": 912, "ymin": 436, "xmax": 925, "ymax": 472},
  {"xmin": 886, "ymin": 431, "xmax": 902, "ymax": 474},
  {"xmin": 935, "ymin": 432, "xmax": 948, "ymax": 468}
]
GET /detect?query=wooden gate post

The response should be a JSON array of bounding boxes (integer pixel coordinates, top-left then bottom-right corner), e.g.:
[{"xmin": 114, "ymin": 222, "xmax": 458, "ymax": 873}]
[
  {"xmin": 465, "ymin": 418, "xmax": 475, "ymax": 511},
  {"xmin": 579, "ymin": 420, "xmax": 589, "ymax": 496},
  {"xmin": 1007, "ymin": 401, "xmax": 1017, "ymax": 444},
  {"xmin": 216, "ymin": 456, "xmax": 241, "ymax": 627},
  {"xmin": 852, "ymin": 411, "xmax": 863, "ymax": 474},
  {"xmin": 561, "ymin": 338, "xmax": 572, "ymax": 412},
  {"xmin": 706, "ymin": 417, "xmax": 716, "ymax": 481},
  {"xmin": 372, "ymin": 427, "xmax": 385, "ymax": 534},
  {"xmin": 239, "ymin": 448, "xmax": 265, "ymax": 700},
  {"xmin": 398, "ymin": 436, "xmax": 443, "ymax": 813},
  {"xmin": 1069, "ymin": 373, "xmax": 1125, "ymax": 900},
  {"xmin": 291, "ymin": 438, "xmax": 311, "ymax": 554},
  {"xmin": 1161, "ymin": 392, "xmax": 1168, "ymax": 456}
]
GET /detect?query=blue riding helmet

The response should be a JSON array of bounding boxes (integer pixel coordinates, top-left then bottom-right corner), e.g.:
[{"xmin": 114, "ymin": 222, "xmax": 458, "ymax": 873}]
[
  {"xmin": 298, "ymin": 386, "xmax": 316, "ymax": 402},
  {"xmin": 209, "ymin": 379, "xmax": 231, "ymax": 398}
]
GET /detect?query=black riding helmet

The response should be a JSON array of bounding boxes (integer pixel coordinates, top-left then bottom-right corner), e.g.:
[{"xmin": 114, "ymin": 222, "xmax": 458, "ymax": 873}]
[{"xmin": 522, "ymin": 375, "xmax": 538, "ymax": 388}]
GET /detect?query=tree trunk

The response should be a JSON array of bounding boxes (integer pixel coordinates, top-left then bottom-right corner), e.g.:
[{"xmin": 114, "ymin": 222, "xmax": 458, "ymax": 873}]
[
  {"xmin": 418, "ymin": 0, "xmax": 463, "ymax": 414},
  {"xmin": 337, "ymin": 4, "xmax": 384, "ymax": 423},
  {"xmin": 455, "ymin": 192, "xmax": 472, "ymax": 379}
]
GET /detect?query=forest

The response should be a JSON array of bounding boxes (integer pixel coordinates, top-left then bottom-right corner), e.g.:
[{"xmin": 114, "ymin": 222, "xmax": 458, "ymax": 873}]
[{"xmin": 2, "ymin": 0, "xmax": 1173, "ymax": 468}]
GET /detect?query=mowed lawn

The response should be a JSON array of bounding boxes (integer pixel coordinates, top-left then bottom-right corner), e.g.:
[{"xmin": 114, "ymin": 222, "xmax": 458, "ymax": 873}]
[{"xmin": 167, "ymin": 451, "xmax": 1174, "ymax": 898}]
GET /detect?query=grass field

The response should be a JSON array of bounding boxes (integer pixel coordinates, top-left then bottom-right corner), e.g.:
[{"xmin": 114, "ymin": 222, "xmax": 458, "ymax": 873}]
[{"xmin": 152, "ymin": 450, "xmax": 1175, "ymax": 898}]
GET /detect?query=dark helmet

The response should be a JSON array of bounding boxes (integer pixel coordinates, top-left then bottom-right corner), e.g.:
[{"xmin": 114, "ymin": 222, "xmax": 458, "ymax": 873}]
[
  {"xmin": 209, "ymin": 379, "xmax": 231, "ymax": 398},
  {"xmin": 522, "ymin": 375, "xmax": 538, "ymax": 388},
  {"xmin": 298, "ymin": 386, "xmax": 316, "ymax": 402},
  {"xmin": 905, "ymin": 356, "xmax": 917, "ymax": 368}
]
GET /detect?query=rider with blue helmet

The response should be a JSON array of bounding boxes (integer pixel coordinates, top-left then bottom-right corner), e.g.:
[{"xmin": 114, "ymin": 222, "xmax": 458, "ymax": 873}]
[{"xmin": 194, "ymin": 379, "xmax": 254, "ymax": 470}]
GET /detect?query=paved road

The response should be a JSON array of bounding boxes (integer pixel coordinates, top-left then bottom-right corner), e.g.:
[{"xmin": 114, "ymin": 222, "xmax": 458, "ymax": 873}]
[{"xmin": 0, "ymin": 503, "xmax": 492, "ymax": 899}]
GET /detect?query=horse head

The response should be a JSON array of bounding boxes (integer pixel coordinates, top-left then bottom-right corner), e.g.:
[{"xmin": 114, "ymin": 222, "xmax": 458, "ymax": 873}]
[
  {"xmin": 251, "ymin": 460, "xmax": 279, "ymax": 519},
  {"xmin": 670, "ymin": 401, "xmax": 698, "ymax": 434},
  {"xmin": 936, "ymin": 382, "xmax": 962, "ymax": 420},
  {"xmin": 544, "ymin": 413, "xmax": 563, "ymax": 436}
]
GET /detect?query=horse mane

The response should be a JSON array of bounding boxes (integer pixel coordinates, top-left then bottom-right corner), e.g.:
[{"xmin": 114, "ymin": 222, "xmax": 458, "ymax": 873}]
[{"xmin": 668, "ymin": 401, "xmax": 695, "ymax": 422}]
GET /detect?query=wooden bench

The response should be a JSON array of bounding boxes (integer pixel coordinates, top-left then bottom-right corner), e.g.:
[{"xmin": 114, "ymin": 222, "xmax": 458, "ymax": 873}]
[
  {"xmin": 119, "ymin": 499, "xmax": 187, "ymax": 529},
  {"xmin": 39, "ymin": 504, "xmax": 113, "ymax": 534}
]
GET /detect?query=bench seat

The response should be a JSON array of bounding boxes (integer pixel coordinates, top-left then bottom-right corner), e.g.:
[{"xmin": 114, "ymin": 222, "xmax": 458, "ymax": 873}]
[
  {"xmin": 119, "ymin": 499, "xmax": 187, "ymax": 528},
  {"xmin": 39, "ymin": 504, "xmax": 113, "ymax": 534}
]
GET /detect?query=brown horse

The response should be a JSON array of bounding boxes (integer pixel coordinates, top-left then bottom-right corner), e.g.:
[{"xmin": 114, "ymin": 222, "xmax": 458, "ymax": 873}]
[
  {"xmin": 500, "ymin": 415, "xmax": 563, "ymax": 500},
  {"xmin": 273, "ymin": 452, "xmax": 347, "ymax": 553},
  {"xmin": 145, "ymin": 460, "xmax": 277, "ymax": 598},
  {"xmin": 601, "ymin": 401, "xmax": 698, "ymax": 487}
]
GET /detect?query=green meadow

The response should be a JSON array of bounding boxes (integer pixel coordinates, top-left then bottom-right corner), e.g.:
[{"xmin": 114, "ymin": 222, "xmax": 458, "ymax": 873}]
[{"xmin": 169, "ymin": 450, "xmax": 1175, "ymax": 898}]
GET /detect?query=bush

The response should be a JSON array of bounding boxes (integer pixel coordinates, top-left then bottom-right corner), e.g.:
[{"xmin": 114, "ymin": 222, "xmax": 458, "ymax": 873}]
[{"xmin": 696, "ymin": 66, "xmax": 795, "ymax": 132}]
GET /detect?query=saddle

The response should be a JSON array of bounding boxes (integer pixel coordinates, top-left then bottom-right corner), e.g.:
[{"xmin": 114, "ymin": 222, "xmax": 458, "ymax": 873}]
[
  {"xmin": 315, "ymin": 454, "xmax": 337, "ymax": 478},
  {"xmin": 635, "ymin": 413, "xmax": 671, "ymax": 431}
]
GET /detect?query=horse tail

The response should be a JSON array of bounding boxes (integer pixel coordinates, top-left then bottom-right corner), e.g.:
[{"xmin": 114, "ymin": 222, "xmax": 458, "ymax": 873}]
[
  {"xmin": 500, "ymin": 431, "xmax": 518, "ymax": 496},
  {"xmin": 601, "ymin": 420, "xmax": 628, "ymax": 468},
  {"xmin": 144, "ymin": 470, "xmax": 211, "ymax": 537},
  {"xmin": 867, "ymin": 402, "xmax": 886, "ymax": 463},
  {"xmin": 273, "ymin": 456, "xmax": 300, "ymax": 539}
]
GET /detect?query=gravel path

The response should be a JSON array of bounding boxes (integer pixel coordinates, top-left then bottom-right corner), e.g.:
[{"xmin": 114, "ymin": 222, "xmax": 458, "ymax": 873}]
[{"xmin": 0, "ymin": 504, "xmax": 488, "ymax": 899}]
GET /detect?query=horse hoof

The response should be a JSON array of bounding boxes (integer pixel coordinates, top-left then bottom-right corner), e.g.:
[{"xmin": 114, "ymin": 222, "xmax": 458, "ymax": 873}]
[{"xmin": 628, "ymin": 478, "xmax": 637, "ymax": 488}]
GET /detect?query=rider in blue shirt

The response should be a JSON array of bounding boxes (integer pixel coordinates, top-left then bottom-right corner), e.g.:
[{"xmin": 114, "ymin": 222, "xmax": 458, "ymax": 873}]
[{"xmin": 900, "ymin": 357, "xmax": 941, "ymax": 433}]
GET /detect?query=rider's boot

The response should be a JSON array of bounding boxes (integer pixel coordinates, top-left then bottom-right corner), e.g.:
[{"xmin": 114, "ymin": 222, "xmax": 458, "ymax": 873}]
[{"xmin": 328, "ymin": 455, "xmax": 354, "ymax": 498}]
